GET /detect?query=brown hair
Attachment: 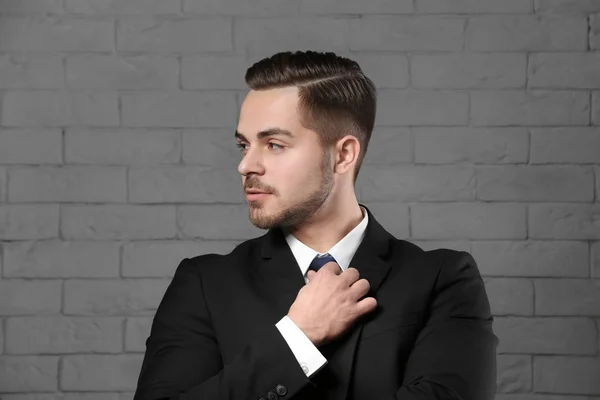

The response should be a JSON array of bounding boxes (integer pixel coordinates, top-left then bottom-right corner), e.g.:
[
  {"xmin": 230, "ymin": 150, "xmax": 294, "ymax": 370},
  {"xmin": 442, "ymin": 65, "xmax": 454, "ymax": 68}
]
[{"xmin": 244, "ymin": 50, "xmax": 377, "ymax": 183}]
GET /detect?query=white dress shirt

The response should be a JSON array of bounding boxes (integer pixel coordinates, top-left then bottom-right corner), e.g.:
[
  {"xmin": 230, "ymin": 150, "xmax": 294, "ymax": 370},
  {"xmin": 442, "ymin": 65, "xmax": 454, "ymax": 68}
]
[{"xmin": 275, "ymin": 205, "xmax": 369, "ymax": 377}]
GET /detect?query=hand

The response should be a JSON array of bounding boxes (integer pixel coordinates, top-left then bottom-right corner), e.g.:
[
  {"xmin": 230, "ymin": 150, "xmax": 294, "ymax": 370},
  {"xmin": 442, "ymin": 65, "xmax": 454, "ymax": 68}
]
[{"xmin": 287, "ymin": 262, "xmax": 377, "ymax": 347}]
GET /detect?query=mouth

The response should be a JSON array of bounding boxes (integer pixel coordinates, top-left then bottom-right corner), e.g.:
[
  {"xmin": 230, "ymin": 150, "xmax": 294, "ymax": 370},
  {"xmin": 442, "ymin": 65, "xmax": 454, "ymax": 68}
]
[{"xmin": 246, "ymin": 192, "xmax": 271, "ymax": 201}]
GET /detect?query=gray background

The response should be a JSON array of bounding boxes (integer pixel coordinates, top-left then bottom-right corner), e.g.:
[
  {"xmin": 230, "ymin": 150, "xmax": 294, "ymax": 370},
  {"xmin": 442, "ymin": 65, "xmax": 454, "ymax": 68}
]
[{"xmin": 0, "ymin": 0, "xmax": 600, "ymax": 399}]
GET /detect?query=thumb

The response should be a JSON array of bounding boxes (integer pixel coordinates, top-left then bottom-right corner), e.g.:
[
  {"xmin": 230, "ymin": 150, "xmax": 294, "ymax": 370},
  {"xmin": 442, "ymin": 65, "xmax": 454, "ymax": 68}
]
[{"xmin": 306, "ymin": 270, "xmax": 316, "ymax": 280}]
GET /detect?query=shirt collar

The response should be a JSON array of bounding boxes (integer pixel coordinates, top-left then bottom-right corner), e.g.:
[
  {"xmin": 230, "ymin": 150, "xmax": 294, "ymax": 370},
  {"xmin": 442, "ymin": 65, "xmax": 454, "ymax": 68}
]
[{"xmin": 284, "ymin": 205, "xmax": 369, "ymax": 278}]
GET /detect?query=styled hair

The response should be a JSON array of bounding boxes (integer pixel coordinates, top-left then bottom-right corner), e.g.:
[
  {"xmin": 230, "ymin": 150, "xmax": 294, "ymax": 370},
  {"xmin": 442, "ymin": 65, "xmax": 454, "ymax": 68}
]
[{"xmin": 244, "ymin": 50, "xmax": 377, "ymax": 183}]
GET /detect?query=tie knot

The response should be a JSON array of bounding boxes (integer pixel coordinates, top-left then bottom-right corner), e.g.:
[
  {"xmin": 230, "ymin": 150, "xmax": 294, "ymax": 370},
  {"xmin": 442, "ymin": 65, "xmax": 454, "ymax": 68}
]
[{"xmin": 308, "ymin": 253, "xmax": 337, "ymax": 272}]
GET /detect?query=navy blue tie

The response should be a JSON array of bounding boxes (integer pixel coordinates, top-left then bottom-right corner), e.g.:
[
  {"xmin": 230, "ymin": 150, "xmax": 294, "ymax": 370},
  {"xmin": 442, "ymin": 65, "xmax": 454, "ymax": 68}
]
[{"xmin": 308, "ymin": 253, "xmax": 338, "ymax": 272}]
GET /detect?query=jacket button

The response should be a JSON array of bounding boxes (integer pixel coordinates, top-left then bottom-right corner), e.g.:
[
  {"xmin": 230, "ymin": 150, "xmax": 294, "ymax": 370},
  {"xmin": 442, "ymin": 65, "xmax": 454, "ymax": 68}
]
[
  {"xmin": 276, "ymin": 384, "xmax": 287, "ymax": 396},
  {"xmin": 267, "ymin": 391, "xmax": 278, "ymax": 400}
]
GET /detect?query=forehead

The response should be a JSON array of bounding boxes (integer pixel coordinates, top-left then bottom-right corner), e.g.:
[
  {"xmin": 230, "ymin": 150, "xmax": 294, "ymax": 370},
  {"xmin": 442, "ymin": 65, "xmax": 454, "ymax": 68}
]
[{"xmin": 237, "ymin": 87, "xmax": 304, "ymax": 139}]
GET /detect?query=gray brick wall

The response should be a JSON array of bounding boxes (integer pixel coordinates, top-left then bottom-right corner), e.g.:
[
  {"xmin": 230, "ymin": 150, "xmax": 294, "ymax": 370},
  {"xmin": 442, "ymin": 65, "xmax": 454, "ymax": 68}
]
[{"xmin": 0, "ymin": 0, "xmax": 599, "ymax": 399}]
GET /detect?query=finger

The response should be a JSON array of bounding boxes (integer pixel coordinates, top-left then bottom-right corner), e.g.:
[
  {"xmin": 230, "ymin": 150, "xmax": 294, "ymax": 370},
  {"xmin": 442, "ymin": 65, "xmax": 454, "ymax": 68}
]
[
  {"xmin": 325, "ymin": 262, "xmax": 342, "ymax": 275},
  {"xmin": 307, "ymin": 270, "xmax": 316, "ymax": 279},
  {"xmin": 340, "ymin": 266, "xmax": 360, "ymax": 285},
  {"xmin": 356, "ymin": 297, "xmax": 378, "ymax": 315},
  {"xmin": 349, "ymin": 278, "xmax": 370, "ymax": 299}
]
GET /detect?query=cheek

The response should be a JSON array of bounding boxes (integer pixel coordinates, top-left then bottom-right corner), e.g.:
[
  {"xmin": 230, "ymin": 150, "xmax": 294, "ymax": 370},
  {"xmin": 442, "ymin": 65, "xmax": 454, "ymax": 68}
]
[{"xmin": 270, "ymin": 151, "xmax": 322, "ymax": 191}]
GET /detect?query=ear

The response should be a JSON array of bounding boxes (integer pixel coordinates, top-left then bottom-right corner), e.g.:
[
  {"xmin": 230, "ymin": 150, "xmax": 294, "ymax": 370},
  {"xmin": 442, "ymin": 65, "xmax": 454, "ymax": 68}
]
[{"xmin": 334, "ymin": 135, "xmax": 360, "ymax": 176}]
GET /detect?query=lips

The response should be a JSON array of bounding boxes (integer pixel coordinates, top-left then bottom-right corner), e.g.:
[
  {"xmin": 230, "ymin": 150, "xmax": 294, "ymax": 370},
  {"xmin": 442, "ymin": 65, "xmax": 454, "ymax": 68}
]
[{"xmin": 245, "ymin": 189, "xmax": 270, "ymax": 194}]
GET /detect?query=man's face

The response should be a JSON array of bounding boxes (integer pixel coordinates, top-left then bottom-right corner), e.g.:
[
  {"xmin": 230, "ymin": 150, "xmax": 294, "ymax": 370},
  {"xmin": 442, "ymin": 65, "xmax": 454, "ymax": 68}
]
[{"xmin": 236, "ymin": 86, "xmax": 334, "ymax": 230}]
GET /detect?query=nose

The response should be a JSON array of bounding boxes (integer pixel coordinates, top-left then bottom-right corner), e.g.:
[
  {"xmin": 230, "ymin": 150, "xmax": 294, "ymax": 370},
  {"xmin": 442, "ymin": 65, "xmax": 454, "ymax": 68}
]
[{"xmin": 237, "ymin": 148, "xmax": 265, "ymax": 176}]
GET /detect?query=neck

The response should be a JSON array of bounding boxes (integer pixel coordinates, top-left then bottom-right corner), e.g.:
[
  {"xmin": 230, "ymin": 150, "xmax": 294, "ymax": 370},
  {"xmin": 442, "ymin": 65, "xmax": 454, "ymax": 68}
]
[{"xmin": 285, "ymin": 195, "xmax": 364, "ymax": 254}]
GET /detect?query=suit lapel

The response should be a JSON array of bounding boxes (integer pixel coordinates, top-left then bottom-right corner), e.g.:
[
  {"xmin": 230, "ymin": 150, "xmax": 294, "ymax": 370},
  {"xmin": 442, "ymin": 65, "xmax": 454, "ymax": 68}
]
[{"xmin": 255, "ymin": 204, "xmax": 395, "ymax": 400}]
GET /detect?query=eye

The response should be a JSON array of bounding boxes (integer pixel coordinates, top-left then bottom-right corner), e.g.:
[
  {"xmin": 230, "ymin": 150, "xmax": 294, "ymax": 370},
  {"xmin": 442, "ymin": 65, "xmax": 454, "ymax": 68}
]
[{"xmin": 236, "ymin": 142, "xmax": 284, "ymax": 152}]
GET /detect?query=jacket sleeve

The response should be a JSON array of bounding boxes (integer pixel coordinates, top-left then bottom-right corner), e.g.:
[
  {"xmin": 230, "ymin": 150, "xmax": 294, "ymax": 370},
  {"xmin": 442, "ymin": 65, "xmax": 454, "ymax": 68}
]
[
  {"xmin": 133, "ymin": 257, "xmax": 315, "ymax": 400},
  {"xmin": 395, "ymin": 250, "xmax": 499, "ymax": 400}
]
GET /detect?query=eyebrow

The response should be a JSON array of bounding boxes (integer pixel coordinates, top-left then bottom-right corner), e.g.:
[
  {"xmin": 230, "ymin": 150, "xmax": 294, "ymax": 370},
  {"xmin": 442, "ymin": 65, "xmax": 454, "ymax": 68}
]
[{"xmin": 234, "ymin": 128, "xmax": 295, "ymax": 142}]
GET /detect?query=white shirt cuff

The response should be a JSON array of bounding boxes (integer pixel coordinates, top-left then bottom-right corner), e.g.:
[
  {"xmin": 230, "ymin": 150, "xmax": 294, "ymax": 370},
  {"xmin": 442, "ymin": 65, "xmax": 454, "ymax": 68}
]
[{"xmin": 275, "ymin": 315, "xmax": 327, "ymax": 377}]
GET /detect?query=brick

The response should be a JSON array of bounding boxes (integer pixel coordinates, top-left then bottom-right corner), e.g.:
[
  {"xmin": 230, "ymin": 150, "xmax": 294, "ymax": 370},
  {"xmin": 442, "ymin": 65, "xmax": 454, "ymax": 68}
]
[
  {"xmin": 118, "ymin": 17, "xmax": 232, "ymax": 52},
  {"xmin": 182, "ymin": 128, "xmax": 243, "ymax": 167},
  {"xmin": 411, "ymin": 241, "xmax": 471, "ymax": 252},
  {"xmin": 66, "ymin": 54, "xmax": 178, "ymax": 89},
  {"xmin": 529, "ymin": 53, "xmax": 600, "ymax": 89},
  {"xmin": 467, "ymin": 16, "xmax": 587, "ymax": 51},
  {"xmin": 597, "ymin": 319, "xmax": 600, "ymax": 354},
  {"xmin": 593, "ymin": 91, "xmax": 600, "ymax": 125},
  {"xmin": 122, "ymin": 240, "xmax": 238, "ymax": 277},
  {"xmin": 411, "ymin": 203, "xmax": 527, "ymax": 239},
  {"xmin": 3, "ymin": 240, "xmax": 119, "ymax": 278},
  {"xmin": 121, "ymin": 91, "xmax": 236, "ymax": 128},
  {"xmin": 530, "ymin": 128, "xmax": 600, "ymax": 164},
  {"xmin": 0, "ymin": 205, "xmax": 59, "ymax": 240},
  {"xmin": 64, "ymin": 279, "xmax": 170, "ymax": 316},
  {"xmin": 497, "ymin": 355, "xmax": 532, "ymax": 393},
  {"xmin": 178, "ymin": 204, "xmax": 269, "ymax": 239},
  {"xmin": 125, "ymin": 317, "xmax": 152, "ymax": 352},
  {"xmin": 414, "ymin": 127, "xmax": 528, "ymax": 164},
  {"xmin": 0, "ymin": 167, "xmax": 5, "ymax": 201},
  {"xmin": 362, "ymin": 128, "xmax": 411, "ymax": 165},
  {"xmin": 65, "ymin": 0, "xmax": 181, "ymax": 14},
  {"xmin": 483, "ymin": 278, "xmax": 534, "ymax": 316},
  {"xmin": 184, "ymin": 0, "xmax": 299, "ymax": 15},
  {"xmin": 529, "ymin": 204, "xmax": 600, "ymax": 239},
  {"xmin": 0, "ymin": 0, "xmax": 63, "ymax": 13},
  {"xmin": 356, "ymin": 165, "xmax": 476, "ymax": 202},
  {"xmin": 129, "ymin": 167, "xmax": 241, "ymax": 203},
  {"xmin": 593, "ymin": 242, "xmax": 600, "ymax": 278},
  {"xmin": 0, "ymin": 128, "xmax": 62, "ymax": 164},
  {"xmin": 596, "ymin": 167, "xmax": 600, "ymax": 201},
  {"xmin": 300, "ymin": 0, "xmax": 413, "ymax": 14},
  {"xmin": 61, "ymin": 354, "xmax": 143, "ymax": 391},
  {"xmin": 236, "ymin": 17, "xmax": 351, "ymax": 52},
  {"xmin": 477, "ymin": 166, "xmax": 594, "ymax": 201},
  {"xmin": 535, "ymin": 0, "xmax": 600, "ymax": 13},
  {"xmin": 0, "ymin": 280, "xmax": 61, "ymax": 315},
  {"xmin": 592, "ymin": 15, "xmax": 600, "ymax": 50},
  {"xmin": 471, "ymin": 91, "xmax": 589, "ymax": 126},
  {"xmin": 0, "ymin": 16, "xmax": 114, "ymax": 51},
  {"xmin": 65, "ymin": 128, "xmax": 181, "ymax": 165},
  {"xmin": 472, "ymin": 241, "xmax": 589, "ymax": 277},
  {"xmin": 2, "ymin": 91, "xmax": 119, "ymax": 127},
  {"xmin": 365, "ymin": 203, "xmax": 410, "ymax": 239},
  {"xmin": 182, "ymin": 54, "xmax": 251, "ymax": 90},
  {"xmin": 61, "ymin": 205, "xmax": 177, "ymax": 240},
  {"xmin": 534, "ymin": 356, "xmax": 600, "ymax": 394},
  {"xmin": 377, "ymin": 90, "xmax": 468, "ymax": 126},
  {"xmin": 350, "ymin": 16, "xmax": 463, "ymax": 51},
  {"xmin": 496, "ymin": 396, "xmax": 600, "ymax": 400},
  {"xmin": 494, "ymin": 317, "xmax": 597, "ymax": 354},
  {"xmin": 5, "ymin": 317, "xmax": 122, "ymax": 354},
  {"xmin": 0, "ymin": 54, "xmax": 63, "ymax": 89},
  {"xmin": 412, "ymin": 54, "xmax": 526, "ymax": 89},
  {"xmin": 8, "ymin": 166, "xmax": 127, "ymax": 203},
  {"xmin": 535, "ymin": 279, "xmax": 600, "ymax": 316},
  {"xmin": 0, "ymin": 356, "xmax": 58, "ymax": 392},
  {"xmin": 0, "ymin": 318, "xmax": 4, "ymax": 353},
  {"xmin": 337, "ymin": 52, "xmax": 409, "ymax": 89},
  {"xmin": 2, "ymin": 395, "xmax": 120, "ymax": 400},
  {"xmin": 417, "ymin": 0, "xmax": 532, "ymax": 13}
]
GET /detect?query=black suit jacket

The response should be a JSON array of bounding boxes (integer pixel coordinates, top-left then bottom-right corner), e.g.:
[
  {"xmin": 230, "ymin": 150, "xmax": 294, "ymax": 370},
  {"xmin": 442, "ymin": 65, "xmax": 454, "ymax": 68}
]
[{"xmin": 133, "ymin": 203, "xmax": 498, "ymax": 400}]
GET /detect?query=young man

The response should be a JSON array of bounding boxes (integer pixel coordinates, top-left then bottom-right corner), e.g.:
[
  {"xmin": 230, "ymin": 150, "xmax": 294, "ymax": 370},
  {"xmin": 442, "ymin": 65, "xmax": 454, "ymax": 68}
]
[{"xmin": 133, "ymin": 50, "xmax": 498, "ymax": 400}]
